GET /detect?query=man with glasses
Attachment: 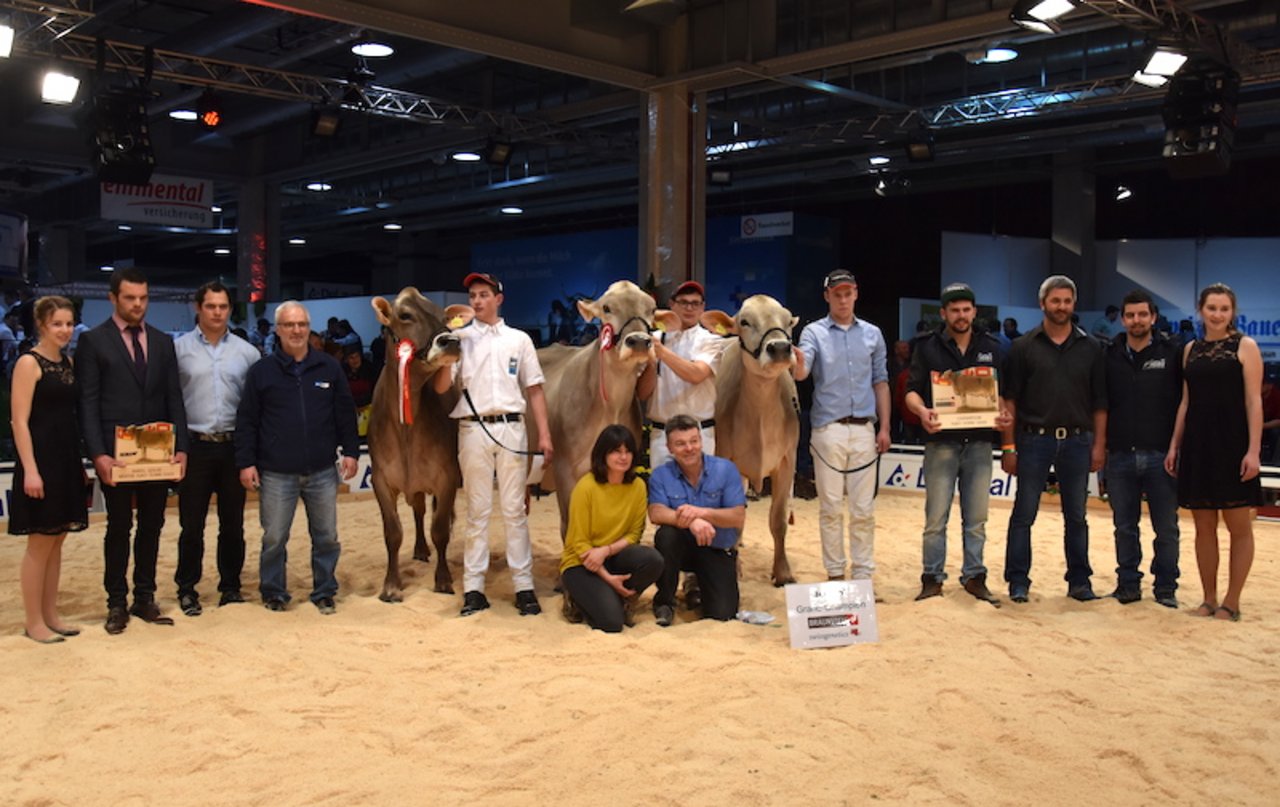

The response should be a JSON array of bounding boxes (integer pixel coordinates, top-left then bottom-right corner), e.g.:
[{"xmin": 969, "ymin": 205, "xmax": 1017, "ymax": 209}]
[
  {"xmin": 638, "ymin": 280, "xmax": 726, "ymax": 469},
  {"xmin": 795, "ymin": 269, "xmax": 890, "ymax": 584}
]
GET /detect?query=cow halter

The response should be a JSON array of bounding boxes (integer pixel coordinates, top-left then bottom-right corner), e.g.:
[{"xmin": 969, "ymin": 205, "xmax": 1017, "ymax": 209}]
[
  {"xmin": 597, "ymin": 315, "xmax": 653, "ymax": 404},
  {"xmin": 741, "ymin": 325, "xmax": 793, "ymax": 360}
]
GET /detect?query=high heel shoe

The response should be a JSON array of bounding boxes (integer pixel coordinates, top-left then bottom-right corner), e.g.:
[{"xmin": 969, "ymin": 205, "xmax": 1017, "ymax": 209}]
[
  {"xmin": 23, "ymin": 630, "xmax": 66, "ymax": 645},
  {"xmin": 50, "ymin": 625, "xmax": 81, "ymax": 637}
]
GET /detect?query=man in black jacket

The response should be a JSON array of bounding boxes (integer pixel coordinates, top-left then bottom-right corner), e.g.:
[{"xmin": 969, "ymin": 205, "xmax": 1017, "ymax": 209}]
[
  {"xmin": 1103, "ymin": 289, "xmax": 1182, "ymax": 607},
  {"xmin": 904, "ymin": 283, "xmax": 1010, "ymax": 604},
  {"xmin": 236, "ymin": 301, "xmax": 359, "ymax": 614},
  {"xmin": 78, "ymin": 267, "xmax": 189, "ymax": 634}
]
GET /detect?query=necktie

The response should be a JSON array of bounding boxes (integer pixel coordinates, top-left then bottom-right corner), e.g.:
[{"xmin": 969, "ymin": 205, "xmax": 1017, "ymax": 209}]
[{"xmin": 127, "ymin": 325, "xmax": 147, "ymax": 382}]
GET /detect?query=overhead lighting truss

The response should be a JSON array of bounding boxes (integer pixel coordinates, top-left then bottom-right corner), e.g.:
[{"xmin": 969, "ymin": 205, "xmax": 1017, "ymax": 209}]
[{"xmin": 1076, "ymin": 1, "xmax": 1271, "ymax": 76}]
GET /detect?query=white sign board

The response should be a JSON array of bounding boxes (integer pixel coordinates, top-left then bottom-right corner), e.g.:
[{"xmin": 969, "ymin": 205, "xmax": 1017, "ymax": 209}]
[
  {"xmin": 740, "ymin": 211, "xmax": 793, "ymax": 239},
  {"xmin": 100, "ymin": 174, "xmax": 213, "ymax": 228},
  {"xmin": 785, "ymin": 579, "xmax": 879, "ymax": 649}
]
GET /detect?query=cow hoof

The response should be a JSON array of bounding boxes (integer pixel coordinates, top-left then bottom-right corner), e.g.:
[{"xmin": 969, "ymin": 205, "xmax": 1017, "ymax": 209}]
[
  {"xmin": 413, "ymin": 550, "xmax": 431, "ymax": 562},
  {"xmin": 771, "ymin": 574, "xmax": 797, "ymax": 587},
  {"xmin": 433, "ymin": 582, "xmax": 455, "ymax": 595},
  {"xmin": 379, "ymin": 590, "xmax": 404, "ymax": 603}
]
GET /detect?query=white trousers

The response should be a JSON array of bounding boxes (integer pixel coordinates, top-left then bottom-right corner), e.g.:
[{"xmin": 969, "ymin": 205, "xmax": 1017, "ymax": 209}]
[
  {"xmin": 648, "ymin": 425, "xmax": 715, "ymax": 470},
  {"xmin": 458, "ymin": 420, "xmax": 534, "ymax": 593},
  {"xmin": 811, "ymin": 421, "xmax": 878, "ymax": 579}
]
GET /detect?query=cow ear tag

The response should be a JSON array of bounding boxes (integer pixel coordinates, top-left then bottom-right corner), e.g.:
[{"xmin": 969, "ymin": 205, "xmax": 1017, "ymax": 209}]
[
  {"xmin": 599, "ymin": 323, "xmax": 615, "ymax": 351},
  {"xmin": 713, "ymin": 322, "xmax": 729, "ymax": 336},
  {"xmin": 448, "ymin": 315, "xmax": 465, "ymax": 329},
  {"xmin": 397, "ymin": 339, "xmax": 415, "ymax": 425}
]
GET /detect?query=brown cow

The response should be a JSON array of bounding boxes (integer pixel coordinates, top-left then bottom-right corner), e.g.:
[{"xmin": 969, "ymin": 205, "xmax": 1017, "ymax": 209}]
[
  {"xmin": 368, "ymin": 288, "xmax": 473, "ymax": 601},
  {"xmin": 527, "ymin": 280, "xmax": 656, "ymax": 537},
  {"xmin": 705, "ymin": 294, "xmax": 801, "ymax": 585}
]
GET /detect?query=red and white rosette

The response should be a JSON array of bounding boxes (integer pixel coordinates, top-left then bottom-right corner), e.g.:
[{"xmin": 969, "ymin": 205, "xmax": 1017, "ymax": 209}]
[{"xmin": 397, "ymin": 339, "xmax": 415, "ymax": 425}]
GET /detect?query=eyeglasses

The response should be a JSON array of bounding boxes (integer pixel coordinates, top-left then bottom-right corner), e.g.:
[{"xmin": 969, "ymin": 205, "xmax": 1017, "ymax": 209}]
[
  {"xmin": 671, "ymin": 298, "xmax": 704, "ymax": 308},
  {"xmin": 278, "ymin": 321, "xmax": 310, "ymax": 330}
]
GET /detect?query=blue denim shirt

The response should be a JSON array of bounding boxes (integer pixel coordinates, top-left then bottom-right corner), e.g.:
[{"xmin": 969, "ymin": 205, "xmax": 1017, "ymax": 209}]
[
  {"xmin": 647, "ymin": 454, "xmax": 747, "ymax": 549},
  {"xmin": 798, "ymin": 315, "xmax": 888, "ymax": 428}
]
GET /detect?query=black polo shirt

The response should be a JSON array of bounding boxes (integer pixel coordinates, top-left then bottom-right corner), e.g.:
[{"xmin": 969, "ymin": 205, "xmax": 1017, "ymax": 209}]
[
  {"xmin": 1004, "ymin": 324, "xmax": 1106, "ymax": 431},
  {"xmin": 1105, "ymin": 331, "xmax": 1182, "ymax": 451},
  {"xmin": 906, "ymin": 329, "xmax": 1006, "ymax": 443}
]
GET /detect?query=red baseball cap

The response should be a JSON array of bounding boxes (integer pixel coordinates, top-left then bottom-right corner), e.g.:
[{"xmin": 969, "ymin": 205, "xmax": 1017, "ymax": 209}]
[
  {"xmin": 463, "ymin": 272, "xmax": 503, "ymax": 293},
  {"xmin": 672, "ymin": 280, "xmax": 705, "ymax": 299}
]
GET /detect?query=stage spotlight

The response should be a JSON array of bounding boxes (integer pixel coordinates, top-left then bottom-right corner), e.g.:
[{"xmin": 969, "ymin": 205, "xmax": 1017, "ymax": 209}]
[
  {"xmin": 1132, "ymin": 71, "xmax": 1169, "ymax": 88},
  {"xmin": 1142, "ymin": 45, "xmax": 1188, "ymax": 79},
  {"xmin": 89, "ymin": 89, "xmax": 155, "ymax": 185},
  {"xmin": 169, "ymin": 108, "xmax": 198, "ymax": 121},
  {"xmin": 904, "ymin": 128, "xmax": 935, "ymax": 162},
  {"xmin": 483, "ymin": 138, "xmax": 513, "ymax": 166},
  {"xmin": 1, "ymin": 22, "xmax": 14, "ymax": 59},
  {"xmin": 873, "ymin": 175, "xmax": 911, "ymax": 198},
  {"xmin": 1115, "ymin": 185, "xmax": 1133, "ymax": 201},
  {"xmin": 351, "ymin": 37, "xmax": 394, "ymax": 58},
  {"xmin": 196, "ymin": 89, "xmax": 223, "ymax": 130},
  {"xmin": 41, "ymin": 68, "xmax": 81, "ymax": 104},
  {"xmin": 452, "ymin": 151, "xmax": 482, "ymax": 162},
  {"xmin": 1009, "ymin": 0, "xmax": 1076, "ymax": 33},
  {"xmin": 312, "ymin": 105, "xmax": 341, "ymax": 137}
]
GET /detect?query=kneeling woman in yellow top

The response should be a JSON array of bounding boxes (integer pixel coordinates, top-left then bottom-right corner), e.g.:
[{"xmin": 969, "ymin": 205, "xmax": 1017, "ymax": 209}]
[{"xmin": 560, "ymin": 425, "xmax": 664, "ymax": 632}]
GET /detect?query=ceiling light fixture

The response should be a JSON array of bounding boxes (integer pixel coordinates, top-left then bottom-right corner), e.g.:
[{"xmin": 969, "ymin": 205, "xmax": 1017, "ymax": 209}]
[
  {"xmin": 1115, "ymin": 185, "xmax": 1133, "ymax": 201},
  {"xmin": 868, "ymin": 155, "xmax": 891, "ymax": 166},
  {"xmin": 500, "ymin": 206, "xmax": 523, "ymax": 215},
  {"xmin": 452, "ymin": 151, "xmax": 482, "ymax": 162},
  {"xmin": 214, "ymin": 248, "xmax": 231, "ymax": 255},
  {"xmin": 210, "ymin": 205, "xmax": 222, "ymax": 213},
  {"xmin": 1132, "ymin": 70, "xmax": 1170, "ymax": 88},
  {"xmin": 99, "ymin": 264, "xmax": 114, "ymax": 272},
  {"xmin": 1142, "ymin": 45, "xmax": 1189, "ymax": 78},
  {"xmin": 41, "ymin": 68, "xmax": 81, "ymax": 104},
  {"xmin": 904, "ymin": 128, "xmax": 935, "ymax": 162},
  {"xmin": 967, "ymin": 46, "xmax": 1019, "ymax": 65},
  {"xmin": 383, "ymin": 222, "xmax": 403, "ymax": 231},
  {"xmin": 305, "ymin": 181, "xmax": 332, "ymax": 192},
  {"xmin": 169, "ymin": 108, "xmax": 198, "ymax": 121},
  {"xmin": 1009, "ymin": 0, "xmax": 1076, "ymax": 34},
  {"xmin": 351, "ymin": 39, "xmax": 394, "ymax": 58},
  {"xmin": 117, "ymin": 224, "xmax": 132, "ymax": 231},
  {"xmin": 1, "ymin": 23, "xmax": 17, "ymax": 59},
  {"xmin": 288, "ymin": 237, "xmax": 306, "ymax": 245}
]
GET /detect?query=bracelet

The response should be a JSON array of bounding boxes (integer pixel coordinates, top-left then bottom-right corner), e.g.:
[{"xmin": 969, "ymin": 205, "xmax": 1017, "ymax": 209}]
[
  {"xmin": 1001, "ymin": 443, "xmax": 1016, "ymax": 452},
  {"xmin": 1002, "ymin": 447, "xmax": 1017, "ymax": 455}
]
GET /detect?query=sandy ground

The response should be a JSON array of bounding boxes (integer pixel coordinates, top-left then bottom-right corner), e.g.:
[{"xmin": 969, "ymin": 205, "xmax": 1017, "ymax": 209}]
[{"xmin": 2, "ymin": 487, "xmax": 1277, "ymax": 807}]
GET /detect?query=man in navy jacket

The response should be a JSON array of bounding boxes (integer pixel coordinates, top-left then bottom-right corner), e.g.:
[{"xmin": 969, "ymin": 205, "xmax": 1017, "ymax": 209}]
[{"xmin": 236, "ymin": 301, "xmax": 359, "ymax": 614}]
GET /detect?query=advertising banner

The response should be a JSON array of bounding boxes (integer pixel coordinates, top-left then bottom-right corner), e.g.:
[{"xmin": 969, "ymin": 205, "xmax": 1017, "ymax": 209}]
[
  {"xmin": 100, "ymin": 174, "xmax": 213, "ymax": 228},
  {"xmin": 785, "ymin": 579, "xmax": 879, "ymax": 649}
]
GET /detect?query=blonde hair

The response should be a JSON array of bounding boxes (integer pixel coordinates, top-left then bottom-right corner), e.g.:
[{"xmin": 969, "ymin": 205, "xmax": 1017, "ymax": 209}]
[{"xmin": 34, "ymin": 295, "xmax": 75, "ymax": 331}]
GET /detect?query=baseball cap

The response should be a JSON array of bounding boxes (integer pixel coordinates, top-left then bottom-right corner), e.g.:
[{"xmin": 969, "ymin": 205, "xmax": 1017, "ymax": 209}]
[
  {"xmin": 462, "ymin": 272, "xmax": 503, "ymax": 293},
  {"xmin": 824, "ymin": 269, "xmax": 856, "ymax": 290},
  {"xmin": 672, "ymin": 280, "xmax": 705, "ymax": 299},
  {"xmin": 940, "ymin": 283, "xmax": 975, "ymax": 305}
]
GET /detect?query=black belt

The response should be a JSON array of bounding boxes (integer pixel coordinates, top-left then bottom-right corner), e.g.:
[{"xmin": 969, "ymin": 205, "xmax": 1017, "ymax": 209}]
[
  {"xmin": 191, "ymin": 431, "xmax": 234, "ymax": 443},
  {"xmin": 649, "ymin": 418, "xmax": 715, "ymax": 430},
  {"xmin": 466, "ymin": 413, "xmax": 522, "ymax": 424},
  {"xmin": 1022, "ymin": 425, "xmax": 1087, "ymax": 438},
  {"xmin": 835, "ymin": 415, "xmax": 875, "ymax": 426}
]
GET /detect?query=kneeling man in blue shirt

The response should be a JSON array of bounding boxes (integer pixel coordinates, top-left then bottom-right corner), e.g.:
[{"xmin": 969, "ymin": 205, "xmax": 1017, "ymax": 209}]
[{"xmin": 647, "ymin": 414, "xmax": 746, "ymax": 626}]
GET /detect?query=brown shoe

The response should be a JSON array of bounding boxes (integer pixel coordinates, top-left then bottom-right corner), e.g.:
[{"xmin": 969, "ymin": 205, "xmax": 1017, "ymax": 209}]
[
  {"xmin": 915, "ymin": 575, "xmax": 943, "ymax": 601},
  {"xmin": 963, "ymin": 574, "xmax": 1000, "ymax": 604},
  {"xmin": 129, "ymin": 600, "xmax": 175, "ymax": 626},
  {"xmin": 104, "ymin": 606, "xmax": 130, "ymax": 635}
]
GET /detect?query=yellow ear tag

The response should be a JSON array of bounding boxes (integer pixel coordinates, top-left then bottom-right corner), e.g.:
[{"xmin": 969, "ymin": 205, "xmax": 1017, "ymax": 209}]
[
  {"xmin": 655, "ymin": 321, "xmax": 668, "ymax": 332},
  {"xmin": 448, "ymin": 316, "xmax": 464, "ymax": 329},
  {"xmin": 714, "ymin": 322, "xmax": 728, "ymax": 336}
]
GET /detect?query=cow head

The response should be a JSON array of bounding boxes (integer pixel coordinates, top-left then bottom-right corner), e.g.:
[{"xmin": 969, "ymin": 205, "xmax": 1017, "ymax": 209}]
[
  {"xmin": 577, "ymin": 280, "xmax": 656, "ymax": 365},
  {"xmin": 371, "ymin": 287, "xmax": 474, "ymax": 372},
  {"xmin": 705, "ymin": 295, "xmax": 798, "ymax": 377}
]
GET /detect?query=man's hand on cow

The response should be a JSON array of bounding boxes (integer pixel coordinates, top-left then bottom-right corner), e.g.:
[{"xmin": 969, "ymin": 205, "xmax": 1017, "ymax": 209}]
[
  {"xmin": 792, "ymin": 346, "xmax": 805, "ymax": 375},
  {"xmin": 921, "ymin": 409, "xmax": 942, "ymax": 434},
  {"xmin": 690, "ymin": 518, "xmax": 716, "ymax": 546},
  {"xmin": 582, "ymin": 545, "xmax": 610, "ymax": 573},
  {"xmin": 601, "ymin": 569, "xmax": 634, "ymax": 598},
  {"xmin": 340, "ymin": 455, "xmax": 358, "ymax": 480},
  {"xmin": 875, "ymin": 428, "xmax": 891, "ymax": 453},
  {"xmin": 240, "ymin": 466, "xmax": 260, "ymax": 491}
]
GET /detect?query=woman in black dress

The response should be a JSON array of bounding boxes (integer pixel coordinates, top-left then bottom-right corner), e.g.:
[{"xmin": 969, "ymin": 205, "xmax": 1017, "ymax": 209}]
[
  {"xmin": 8, "ymin": 296, "xmax": 88, "ymax": 643},
  {"xmin": 1165, "ymin": 284, "xmax": 1263, "ymax": 622}
]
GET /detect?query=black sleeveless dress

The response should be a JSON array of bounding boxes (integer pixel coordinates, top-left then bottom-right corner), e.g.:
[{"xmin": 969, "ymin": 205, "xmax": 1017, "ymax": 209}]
[
  {"xmin": 1177, "ymin": 334, "xmax": 1263, "ymax": 510},
  {"xmin": 7, "ymin": 351, "xmax": 89, "ymax": 536}
]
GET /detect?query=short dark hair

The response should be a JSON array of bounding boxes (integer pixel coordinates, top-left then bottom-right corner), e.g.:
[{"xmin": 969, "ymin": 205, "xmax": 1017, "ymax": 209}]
[
  {"xmin": 589, "ymin": 424, "xmax": 638, "ymax": 484},
  {"xmin": 1120, "ymin": 289, "xmax": 1154, "ymax": 315},
  {"xmin": 194, "ymin": 281, "xmax": 231, "ymax": 307},
  {"xmin": 663, "ymin": 413, "xmax": 700, "ymax": 440},
  {"xmin": 110, "ymin": 267, "xmax": 148, "ymax": 295}
]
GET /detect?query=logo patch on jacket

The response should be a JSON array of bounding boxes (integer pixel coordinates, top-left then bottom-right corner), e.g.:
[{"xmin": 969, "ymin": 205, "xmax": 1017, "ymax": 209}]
[{"xmin": 1142, "ymin": 358, "xmax": 1166, "ymax": 370}]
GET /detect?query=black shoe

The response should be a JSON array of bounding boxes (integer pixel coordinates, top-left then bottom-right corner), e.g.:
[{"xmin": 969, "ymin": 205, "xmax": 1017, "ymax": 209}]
[
  {"xmin": 178, "ymin": 592, "xmax": 202, "ymax": 617},
  {"xmin": 129, "ymin": 600, "xmax": 175, "ymax": 625},
  {"xmin": 105, "ymin": 606, "xmax": 130, "ymax": 634},
  {"xmin": 1068, "ymin": 583, "xmax": 1099, "ymax": 602},
  {"xmin": 1009, "ymin": 585, "xmax": 1030, "ymax": 604},
  {"xmin": 314, "ymin": 597, "xmax": 336, "ymax": 615},
  {"xmin": 915, "ymin": 575, "xmax": 943, "ymax": 601},
  {"xmin": 50, "ymin": 625, "xmax": 81, "ymax": 637},
  {"xmin": 561, "ymin": 594, "xmax": 584, "ymax": 624},
  {"xmin": 1109, "ymin": 585, "xmax": 1141, "ymax": 605},
  {"xmin": 23, "ymin": 630, "xmax": 66, "ymax": 644},
  {"xmin": 264, "ymin": 598, "xmax": 288, "ymax": 612},
  {"xmin": 218, "ymin": 591, "xmax": 246, "ymax": 607},
  {"xmin": 1154, "ymin": 590, "xmax": 1179, "ymax": 608},
  {"xmin": 460, "ymin": 591, "xmax": 490, "ymax": 617},
  {"xmin": 654, "ymin": 604, "xmax": 675, "ymax": 627},
  {"xmin": 515, "ymin": 590, "xmax": 542, "ymax": 616}
]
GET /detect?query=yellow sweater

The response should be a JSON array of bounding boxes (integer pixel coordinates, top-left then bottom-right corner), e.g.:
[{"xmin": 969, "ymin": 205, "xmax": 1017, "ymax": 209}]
[{"xmin": 558, "ymin": 474, "xmax": 649, "ymax": 573}]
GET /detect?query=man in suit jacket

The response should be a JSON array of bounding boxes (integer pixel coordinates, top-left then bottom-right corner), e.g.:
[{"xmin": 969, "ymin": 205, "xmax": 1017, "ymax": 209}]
[{"xmin": 78, "ymin": 267, "xmax": 189, "ymax": 635}]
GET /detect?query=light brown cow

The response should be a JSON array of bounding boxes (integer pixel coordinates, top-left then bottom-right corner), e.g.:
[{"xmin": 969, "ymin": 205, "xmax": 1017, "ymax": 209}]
[
  {"xmin": 705, "ymin": 294, "xmax": 801, "ymax": 585},
  {"xmin": 527, "ymin": 280, "xmax": 656, "ymax": 537},
  {"xmin": 368, "ymin": 288, "xmax": 473, "ymax": 601}
]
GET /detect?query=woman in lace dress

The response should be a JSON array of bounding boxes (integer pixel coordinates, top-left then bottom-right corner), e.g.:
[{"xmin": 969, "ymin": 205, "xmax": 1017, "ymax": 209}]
[
  {"xmin": 8, "ymin": 296, "xmax": 89, "ymax": 643},
  {"xmin": 1165, "ymin": 284, "xmax": 1263, "ymax": 622}
]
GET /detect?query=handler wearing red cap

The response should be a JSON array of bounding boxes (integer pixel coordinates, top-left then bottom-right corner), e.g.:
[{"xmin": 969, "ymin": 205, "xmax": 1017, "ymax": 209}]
[{"xmin": 638, "ymin": 279, "xmax": 726, "ymax": 469}]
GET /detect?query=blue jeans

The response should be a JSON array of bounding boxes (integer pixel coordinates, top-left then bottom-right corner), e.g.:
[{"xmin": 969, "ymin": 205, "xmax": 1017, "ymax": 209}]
[
  {"xmin": 1005, "ymin": 432, "xmax": 1093, "ymax": 591},
  {"xmin": 922, "ymin": 440, "xmax": 993, "ymax": 583},
  {"xmin": 1106, "ymin": 449, "xmax": 1180, "ymax": 592},
  {"xmin": 259, "ymin": 466, "xmax": 341, "ymax": 604}
]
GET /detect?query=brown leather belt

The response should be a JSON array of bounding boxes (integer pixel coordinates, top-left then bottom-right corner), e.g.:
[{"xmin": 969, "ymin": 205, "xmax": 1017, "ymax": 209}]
[
  {"xmin": 191, "ymin": 431, "xmax": 234, "ymax": 443},
  {"xmin": 1022, "ymin": 425, "xmax": 1086, "ymax": 439},
  {"xmin": 835, "ymin": 415, "xmax": 874, "ymax": 425}
]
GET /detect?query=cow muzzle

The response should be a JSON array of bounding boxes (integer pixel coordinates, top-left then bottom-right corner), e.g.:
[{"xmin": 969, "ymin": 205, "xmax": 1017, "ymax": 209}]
[{"xmin": 426, "ymin": 332, "xmax": 462, "ymax": 365}]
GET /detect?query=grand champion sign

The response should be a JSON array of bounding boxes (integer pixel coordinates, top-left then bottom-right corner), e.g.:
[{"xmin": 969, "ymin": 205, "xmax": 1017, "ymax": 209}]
[{"xmin": 101, "ymin": 174, "xmax": 213, "ymax": 228}]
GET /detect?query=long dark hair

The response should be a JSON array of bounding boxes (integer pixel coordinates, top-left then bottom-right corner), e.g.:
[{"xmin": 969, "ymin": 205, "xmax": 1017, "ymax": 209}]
[
  {"xmin": 589, "ymin": 424, "xmax": 638, "ymax": 484},
  {"xmin": 1197, "ymin": 283, "xmax": 1238, "ymax": 333}
]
